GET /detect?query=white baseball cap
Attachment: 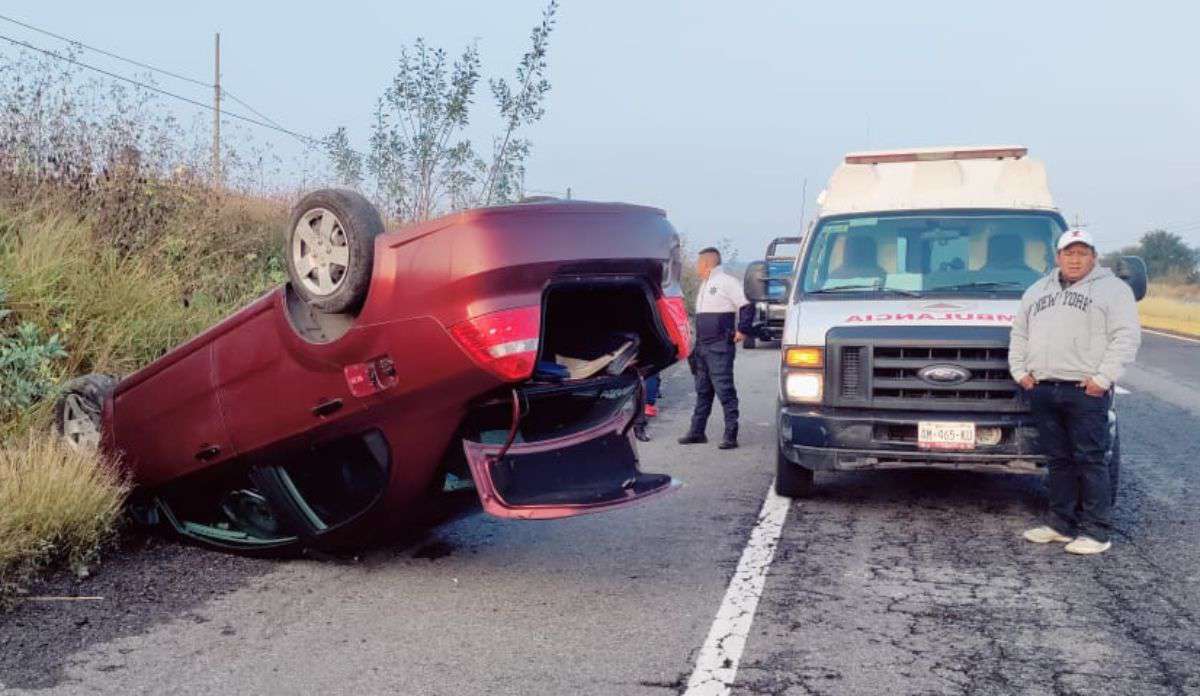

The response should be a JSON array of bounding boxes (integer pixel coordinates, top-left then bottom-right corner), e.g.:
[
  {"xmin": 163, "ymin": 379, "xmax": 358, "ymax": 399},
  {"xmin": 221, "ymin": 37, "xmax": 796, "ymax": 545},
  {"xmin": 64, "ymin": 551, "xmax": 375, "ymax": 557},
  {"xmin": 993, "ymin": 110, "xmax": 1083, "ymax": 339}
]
[{"xmin": 1057, "ymin": 228, "xmax": 1096, "ymax": 251}]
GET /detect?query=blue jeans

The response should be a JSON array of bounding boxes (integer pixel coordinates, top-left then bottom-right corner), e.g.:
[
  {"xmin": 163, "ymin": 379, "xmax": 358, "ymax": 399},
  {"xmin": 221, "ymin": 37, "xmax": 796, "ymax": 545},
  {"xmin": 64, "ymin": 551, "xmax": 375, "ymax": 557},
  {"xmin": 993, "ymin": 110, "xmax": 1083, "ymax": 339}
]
[
  {"xmin": 1030, "ymin": 381, "xmax": 1113, "ymax": 542},
  {"xmin": 645, "ymin": 374, "xmax": 661, "ymax": 406}
]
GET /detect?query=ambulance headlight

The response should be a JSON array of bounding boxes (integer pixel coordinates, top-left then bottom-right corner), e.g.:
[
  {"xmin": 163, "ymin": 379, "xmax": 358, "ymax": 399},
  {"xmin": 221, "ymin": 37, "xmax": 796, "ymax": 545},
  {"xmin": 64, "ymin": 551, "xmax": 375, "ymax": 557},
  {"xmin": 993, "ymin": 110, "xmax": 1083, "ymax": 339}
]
[{"xmin": 784, "ymin": 370, "xmax": 823, "ymax": 404}]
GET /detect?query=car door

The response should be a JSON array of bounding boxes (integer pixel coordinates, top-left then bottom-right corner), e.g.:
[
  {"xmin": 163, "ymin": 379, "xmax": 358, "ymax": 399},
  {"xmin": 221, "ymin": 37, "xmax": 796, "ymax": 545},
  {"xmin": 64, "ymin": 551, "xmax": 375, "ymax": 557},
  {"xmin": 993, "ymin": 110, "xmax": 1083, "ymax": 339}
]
[
  {"xmin": 111, "ymin": 344, "xmax": 234, "ymax": 487},
  {"xmin": 460, "ymin": 373, "xmax": 677, "ymax": 520},
  {"xmin": 213, "ymin": 294, "xmax": 365, "ymax": 458}
]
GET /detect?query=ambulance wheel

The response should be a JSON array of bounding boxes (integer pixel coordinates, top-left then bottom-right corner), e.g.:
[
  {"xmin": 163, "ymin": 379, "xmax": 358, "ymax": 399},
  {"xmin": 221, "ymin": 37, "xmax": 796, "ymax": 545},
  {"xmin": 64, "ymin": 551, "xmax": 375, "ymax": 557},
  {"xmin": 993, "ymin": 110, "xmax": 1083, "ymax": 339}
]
[{"xmin": 775, "ymin": 445, "xmax": 814, "ymax": 498}]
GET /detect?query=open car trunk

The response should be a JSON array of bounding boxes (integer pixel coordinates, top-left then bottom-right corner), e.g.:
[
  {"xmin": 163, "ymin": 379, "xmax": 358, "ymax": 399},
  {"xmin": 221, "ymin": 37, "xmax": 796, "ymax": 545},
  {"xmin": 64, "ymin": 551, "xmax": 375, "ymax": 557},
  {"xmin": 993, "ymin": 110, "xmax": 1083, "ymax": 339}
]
[
  {"xmin": 537, "ymin": 276, "xmax": 678, "ymax": 375},
  {"xmin": 463, "ymin": 286, "xmax": 679, "ymax": 520}
]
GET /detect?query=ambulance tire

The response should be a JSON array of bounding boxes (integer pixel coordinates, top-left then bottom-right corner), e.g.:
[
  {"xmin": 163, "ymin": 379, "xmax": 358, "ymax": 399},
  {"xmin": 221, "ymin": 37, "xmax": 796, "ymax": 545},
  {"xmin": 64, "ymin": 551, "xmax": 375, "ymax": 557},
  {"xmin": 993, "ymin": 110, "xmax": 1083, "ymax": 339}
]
[{"xmin": 775, "ymin": 445, "xmax": 814, "ymax": 498}]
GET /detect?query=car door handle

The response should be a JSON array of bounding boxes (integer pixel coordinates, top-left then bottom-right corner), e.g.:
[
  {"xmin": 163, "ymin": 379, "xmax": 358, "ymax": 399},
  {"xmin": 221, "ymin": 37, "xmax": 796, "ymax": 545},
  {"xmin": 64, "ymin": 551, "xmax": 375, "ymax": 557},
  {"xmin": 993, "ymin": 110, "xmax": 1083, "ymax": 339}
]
[
  {"xmin": 312, "ymin": 398, "xmax": 343, "ymax": 418},
  {"xmin": 195, "ymin": 445, "xmax": 221, "ymax": 461}
]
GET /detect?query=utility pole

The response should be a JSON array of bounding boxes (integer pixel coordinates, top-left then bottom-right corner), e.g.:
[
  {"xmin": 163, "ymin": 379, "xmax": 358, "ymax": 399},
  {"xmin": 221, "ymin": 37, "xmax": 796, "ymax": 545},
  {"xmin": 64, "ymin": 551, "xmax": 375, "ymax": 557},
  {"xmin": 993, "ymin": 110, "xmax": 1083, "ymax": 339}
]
[
  {"xmin": 798, "ymin": 177, "xmax": 808, "ymax": 234},
  {"xmin": 212, "ymin": 32, "xmax": 221, "ymax": 189}
]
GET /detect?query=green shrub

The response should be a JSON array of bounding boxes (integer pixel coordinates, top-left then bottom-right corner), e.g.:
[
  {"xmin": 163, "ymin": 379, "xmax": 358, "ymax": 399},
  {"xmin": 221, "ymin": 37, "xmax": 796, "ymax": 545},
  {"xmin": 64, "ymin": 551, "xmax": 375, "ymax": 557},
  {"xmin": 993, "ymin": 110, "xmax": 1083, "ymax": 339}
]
[{"xmin": 0, "ymin": 287, "xmax": 68, "ymax": 422}]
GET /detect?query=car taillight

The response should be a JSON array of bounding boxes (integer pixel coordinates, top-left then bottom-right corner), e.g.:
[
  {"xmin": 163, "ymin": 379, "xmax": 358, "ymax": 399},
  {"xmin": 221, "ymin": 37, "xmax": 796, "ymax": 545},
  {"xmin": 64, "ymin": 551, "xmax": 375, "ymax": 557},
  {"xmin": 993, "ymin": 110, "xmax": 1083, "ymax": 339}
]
[
  {"xmin": 448, "ymin": 306, "xmax": 541, "ymax": 381},
  {"xmin": 657, "ymin": 295, "xmax": 692, "ymax": 360}
]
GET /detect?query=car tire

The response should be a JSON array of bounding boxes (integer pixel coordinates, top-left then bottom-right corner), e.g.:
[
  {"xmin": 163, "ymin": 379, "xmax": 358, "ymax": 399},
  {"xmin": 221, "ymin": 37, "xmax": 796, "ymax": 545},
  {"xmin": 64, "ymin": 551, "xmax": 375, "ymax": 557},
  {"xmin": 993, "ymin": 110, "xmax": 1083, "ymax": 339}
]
[
  {"xmin": 775, "ymin": 444, "xmax": 814, "ymax": 498},
  {"xmin": 286, "ymin": 188, "xmax": 384, "ymax": 315},
  {"xmin": 743, "ymin": 334, "xmax": 757, "ymax": 349},
  {"xmin": 53, "ymin": 374, "xmax": 117, "ymax": 452}
]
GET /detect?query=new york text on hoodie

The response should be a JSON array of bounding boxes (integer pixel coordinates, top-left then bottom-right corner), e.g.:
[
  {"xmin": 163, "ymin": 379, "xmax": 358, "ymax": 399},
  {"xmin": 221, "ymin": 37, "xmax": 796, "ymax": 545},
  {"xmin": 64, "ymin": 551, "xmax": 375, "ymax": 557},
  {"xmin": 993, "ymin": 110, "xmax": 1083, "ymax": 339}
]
[{"xmin": 1008, "ymin": 265, "xmax": 1141, "ymax": 390}]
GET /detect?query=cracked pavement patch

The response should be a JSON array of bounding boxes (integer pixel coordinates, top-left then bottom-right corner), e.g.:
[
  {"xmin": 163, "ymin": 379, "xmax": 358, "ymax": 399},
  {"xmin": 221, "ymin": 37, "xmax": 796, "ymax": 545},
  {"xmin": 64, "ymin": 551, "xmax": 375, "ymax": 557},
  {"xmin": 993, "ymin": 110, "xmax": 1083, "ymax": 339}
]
[{"xmin": 733, "ymin": 392, "xmax": 1200, "ymax": 696}]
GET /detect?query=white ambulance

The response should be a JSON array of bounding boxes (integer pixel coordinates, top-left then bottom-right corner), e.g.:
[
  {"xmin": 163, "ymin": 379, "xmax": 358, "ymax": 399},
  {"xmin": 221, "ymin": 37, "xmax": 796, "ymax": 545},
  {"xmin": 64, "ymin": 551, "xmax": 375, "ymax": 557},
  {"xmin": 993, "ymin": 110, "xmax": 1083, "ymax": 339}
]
[{"xmin": 744, "ymin": 146, "xmax": 1146, "ymax": 496}]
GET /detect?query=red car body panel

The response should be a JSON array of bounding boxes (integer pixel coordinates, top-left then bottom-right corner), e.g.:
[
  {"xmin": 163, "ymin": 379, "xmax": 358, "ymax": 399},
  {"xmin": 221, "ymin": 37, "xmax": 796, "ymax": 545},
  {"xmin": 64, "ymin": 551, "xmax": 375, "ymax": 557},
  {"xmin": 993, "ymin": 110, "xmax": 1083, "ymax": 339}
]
[
  {"xmin": 99, "ymin": 200, "xmax": 686, "ymax": 545},
  {"xmin": 463, "ymin": 409, "xmax": 676, "ymax": 520}
]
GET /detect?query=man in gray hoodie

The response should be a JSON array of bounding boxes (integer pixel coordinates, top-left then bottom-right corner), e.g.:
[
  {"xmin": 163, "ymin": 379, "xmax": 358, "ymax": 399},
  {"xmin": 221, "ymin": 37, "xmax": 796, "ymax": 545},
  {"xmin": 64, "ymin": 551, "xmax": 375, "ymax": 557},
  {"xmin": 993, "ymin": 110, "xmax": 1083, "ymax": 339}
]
[{"xmin": 1009, "ymin": 228, "xmax": 1141, "ymax": 555}]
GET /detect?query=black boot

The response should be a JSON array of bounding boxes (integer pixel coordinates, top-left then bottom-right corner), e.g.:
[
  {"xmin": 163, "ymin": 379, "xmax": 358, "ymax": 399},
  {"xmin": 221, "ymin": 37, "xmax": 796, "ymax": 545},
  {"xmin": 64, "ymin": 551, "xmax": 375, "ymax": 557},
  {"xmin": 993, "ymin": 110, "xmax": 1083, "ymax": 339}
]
[
  {"xmin": 718, "ymin": 426, "xmax": 738, "ymax": 450},
  {"xmin": 678, "ymin": 432, "xmax": 708, "ymax": 445}
]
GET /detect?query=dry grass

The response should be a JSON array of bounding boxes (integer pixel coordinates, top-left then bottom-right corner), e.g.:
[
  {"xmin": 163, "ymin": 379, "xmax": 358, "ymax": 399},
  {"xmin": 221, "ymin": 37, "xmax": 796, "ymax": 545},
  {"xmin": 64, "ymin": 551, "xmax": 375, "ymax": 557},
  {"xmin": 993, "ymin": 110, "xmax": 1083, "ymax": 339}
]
[
  {"xmin": 1139, "ymin": 282, "xmax": 1200, "ymax": 337},
  {"xmin": 0, "ymin": 194, "xmax": 288, "ymax": 436},
  {"xmin": 0, "ymin": 190, "xmax": 285, "ymax": 599},
  {"xmin": 0, "ymin": 434, "xmax": 129, "ymax": 604}
]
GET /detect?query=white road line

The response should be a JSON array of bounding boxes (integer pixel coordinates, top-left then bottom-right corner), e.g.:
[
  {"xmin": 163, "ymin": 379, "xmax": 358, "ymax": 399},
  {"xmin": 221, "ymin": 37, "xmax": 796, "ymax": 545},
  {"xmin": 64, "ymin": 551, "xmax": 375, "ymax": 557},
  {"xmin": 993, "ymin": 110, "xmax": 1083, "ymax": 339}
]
[
  {"xmin": 1116, "ymin": 386, "xmax": 1131, "ymax": 395},
  {"xmin": 1144, "ymin": 328, "xmax": 1200, "ymax": 346},
  {"xmin": 684, "ymin": 482, "xmax": 791, "ymax": 696}
]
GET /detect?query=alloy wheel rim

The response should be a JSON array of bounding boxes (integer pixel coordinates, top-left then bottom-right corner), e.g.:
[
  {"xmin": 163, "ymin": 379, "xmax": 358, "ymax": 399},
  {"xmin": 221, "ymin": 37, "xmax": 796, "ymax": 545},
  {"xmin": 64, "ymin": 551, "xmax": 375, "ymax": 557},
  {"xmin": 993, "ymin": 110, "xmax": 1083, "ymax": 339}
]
[
  {"xmin": 62, "ymin": 393, "xmax": 101, "ymax": 451},
  {"xmin": 292, "ymin": 208, "xmax": 350, "ymax": 297}
]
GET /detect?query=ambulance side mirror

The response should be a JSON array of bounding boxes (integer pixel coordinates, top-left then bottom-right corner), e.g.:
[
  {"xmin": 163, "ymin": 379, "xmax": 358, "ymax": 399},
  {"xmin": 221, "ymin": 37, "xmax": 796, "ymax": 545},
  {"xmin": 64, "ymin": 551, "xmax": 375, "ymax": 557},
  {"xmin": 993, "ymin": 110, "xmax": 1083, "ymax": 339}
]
[
  {"xmin": 744, "ymin": 261, "xmax": 769, "ymax": 302},
  {"xmin": 1113, "ymin": 255, "xmax": 1147, "ymax": 302}
]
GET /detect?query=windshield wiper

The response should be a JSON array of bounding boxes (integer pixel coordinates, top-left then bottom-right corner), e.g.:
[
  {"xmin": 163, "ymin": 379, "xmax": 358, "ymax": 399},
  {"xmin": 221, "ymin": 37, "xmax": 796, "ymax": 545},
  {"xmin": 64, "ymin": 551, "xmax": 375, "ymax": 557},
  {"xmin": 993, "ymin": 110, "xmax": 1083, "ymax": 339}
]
[
  {"xmin": 809, "ymin": 284, "xmax": 920, "ymax": 297},
  {"xmin": 929, "ymin": 281, "xmax": 1025, "ymax": 292}
]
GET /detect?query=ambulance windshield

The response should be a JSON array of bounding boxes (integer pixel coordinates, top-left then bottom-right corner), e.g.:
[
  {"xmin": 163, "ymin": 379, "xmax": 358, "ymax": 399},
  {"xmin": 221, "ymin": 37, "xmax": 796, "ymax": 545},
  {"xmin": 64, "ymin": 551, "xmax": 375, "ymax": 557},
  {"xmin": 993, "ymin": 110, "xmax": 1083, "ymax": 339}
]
[{"xmin": 800, "ymin": 212, "xmax": 1063, "ymax": 296}]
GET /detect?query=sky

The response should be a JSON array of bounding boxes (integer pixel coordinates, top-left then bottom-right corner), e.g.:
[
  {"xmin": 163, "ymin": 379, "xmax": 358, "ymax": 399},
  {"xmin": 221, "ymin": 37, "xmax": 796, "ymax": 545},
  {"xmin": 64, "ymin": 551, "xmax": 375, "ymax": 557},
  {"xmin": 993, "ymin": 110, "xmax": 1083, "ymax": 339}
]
[{"xmin": 2, "ymin": 1, "xmax": 1197, "ymax": 258}]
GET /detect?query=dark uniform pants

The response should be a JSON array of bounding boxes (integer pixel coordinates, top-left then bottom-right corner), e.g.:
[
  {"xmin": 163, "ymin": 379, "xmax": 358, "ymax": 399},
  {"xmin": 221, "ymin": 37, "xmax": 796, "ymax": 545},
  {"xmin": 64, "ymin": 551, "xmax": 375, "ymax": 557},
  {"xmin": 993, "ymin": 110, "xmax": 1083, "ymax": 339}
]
[
  {"xmin": 689, "ymin": 339, "xmax": 738, "ymax": 438},
  {"xmin": 1030, "ymin": 381, "xmax": 1113, "ymax": 542}
]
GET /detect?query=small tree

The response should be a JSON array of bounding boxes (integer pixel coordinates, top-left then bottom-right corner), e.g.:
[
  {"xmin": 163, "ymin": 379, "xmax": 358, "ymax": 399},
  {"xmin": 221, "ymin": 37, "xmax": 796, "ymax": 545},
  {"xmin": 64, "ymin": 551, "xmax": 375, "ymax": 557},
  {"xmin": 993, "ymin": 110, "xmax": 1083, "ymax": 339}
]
[
  {"xmin": 1138, "ymin": 230, "xmax": 1200, "ymax": 282},
  {"xmin": 1106, "ymin": 230, "xmax": 1200, "ymax": 283},
  {"xmin": 327, "ymin": 1, "xmax": 558, "ymax": 223}
]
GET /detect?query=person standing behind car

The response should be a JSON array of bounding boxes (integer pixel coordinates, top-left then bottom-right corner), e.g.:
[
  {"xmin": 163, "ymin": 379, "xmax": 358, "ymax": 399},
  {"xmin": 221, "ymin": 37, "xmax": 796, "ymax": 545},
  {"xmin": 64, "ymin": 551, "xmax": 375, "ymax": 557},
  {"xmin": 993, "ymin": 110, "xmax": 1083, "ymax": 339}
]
[
  {"xmin": 1009, "ymin": 229, "xmax": 1141, "ymax": 555},
  {"xmin": 633, "ymin": 374, "xmax": 662, "ymax": 442},
  {"xmin": 679, "ymin": 248, "xmax": 754, "ymax": 450}
]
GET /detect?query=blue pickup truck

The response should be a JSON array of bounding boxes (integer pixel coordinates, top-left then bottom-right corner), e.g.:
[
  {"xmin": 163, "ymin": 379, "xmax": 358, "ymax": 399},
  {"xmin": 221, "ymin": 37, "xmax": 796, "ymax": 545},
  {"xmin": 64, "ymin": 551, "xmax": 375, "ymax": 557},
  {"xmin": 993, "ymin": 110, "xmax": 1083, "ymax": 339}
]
[{"xmin": 744, "ymin": 236, "xmax": 801, "ymax": 349}]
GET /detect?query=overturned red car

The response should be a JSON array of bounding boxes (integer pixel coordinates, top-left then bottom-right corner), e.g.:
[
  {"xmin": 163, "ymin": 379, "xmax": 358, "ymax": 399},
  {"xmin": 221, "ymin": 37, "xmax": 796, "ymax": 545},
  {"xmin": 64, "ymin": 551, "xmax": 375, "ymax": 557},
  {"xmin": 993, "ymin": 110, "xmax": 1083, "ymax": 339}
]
[{"xmin": 55, "ymin": 189, "xmax": 691, "ymax": 552}]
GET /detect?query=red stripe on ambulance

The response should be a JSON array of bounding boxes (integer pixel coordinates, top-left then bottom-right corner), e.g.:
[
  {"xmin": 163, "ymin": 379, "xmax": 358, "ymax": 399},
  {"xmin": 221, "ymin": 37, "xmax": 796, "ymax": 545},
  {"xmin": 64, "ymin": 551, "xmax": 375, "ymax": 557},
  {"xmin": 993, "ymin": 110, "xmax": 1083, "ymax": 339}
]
[{"xmin": 845, "ymin": 313, "xmax": 1014, "ymax": 323}]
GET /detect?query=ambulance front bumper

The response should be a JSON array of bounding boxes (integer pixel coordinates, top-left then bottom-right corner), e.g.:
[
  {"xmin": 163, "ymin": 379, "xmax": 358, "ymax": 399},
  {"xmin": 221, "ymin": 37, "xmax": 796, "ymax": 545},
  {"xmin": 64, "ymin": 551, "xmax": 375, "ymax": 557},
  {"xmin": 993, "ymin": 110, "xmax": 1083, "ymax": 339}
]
[{"xmin": 777, "ymin": 405, "xmax": 1046, "ymax": 473}]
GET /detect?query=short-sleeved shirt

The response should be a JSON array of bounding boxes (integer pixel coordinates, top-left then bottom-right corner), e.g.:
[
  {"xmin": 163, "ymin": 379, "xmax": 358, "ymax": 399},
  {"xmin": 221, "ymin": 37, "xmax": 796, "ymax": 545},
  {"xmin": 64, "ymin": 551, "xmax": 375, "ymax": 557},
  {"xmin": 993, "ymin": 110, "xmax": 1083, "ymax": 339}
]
[
  {"xmin": 695, "ymin": 266, "xmax": 749, "ymax": 314},
  {"xmin": 694, "ymin": 265, "xmax": 750, "ymax": 344}
]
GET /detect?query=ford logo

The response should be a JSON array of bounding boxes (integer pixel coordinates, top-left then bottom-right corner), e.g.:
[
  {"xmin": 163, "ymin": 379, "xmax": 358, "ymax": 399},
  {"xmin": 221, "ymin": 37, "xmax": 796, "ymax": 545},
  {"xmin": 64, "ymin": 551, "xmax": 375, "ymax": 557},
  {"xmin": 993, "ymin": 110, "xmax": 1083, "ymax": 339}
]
[{"xmin": 917, "ymin": 364, "xmax": 972, "ymax": 385}]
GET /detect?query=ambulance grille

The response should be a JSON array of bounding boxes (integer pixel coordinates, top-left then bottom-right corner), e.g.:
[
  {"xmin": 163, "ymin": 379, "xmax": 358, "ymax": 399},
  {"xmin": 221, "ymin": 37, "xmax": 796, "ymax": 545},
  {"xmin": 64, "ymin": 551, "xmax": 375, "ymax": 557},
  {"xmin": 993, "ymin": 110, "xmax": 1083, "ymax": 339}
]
[
  {"xmin": 824, "ymin": 326, "xmax": 1028, "ymax": 413},
  {"xmin": 871, "ymin": 345, "xmax": 1019, "ymax": 406},
  {"xmin": 839, "ymin": 347, "xmax": 863, "ymax": 398}
]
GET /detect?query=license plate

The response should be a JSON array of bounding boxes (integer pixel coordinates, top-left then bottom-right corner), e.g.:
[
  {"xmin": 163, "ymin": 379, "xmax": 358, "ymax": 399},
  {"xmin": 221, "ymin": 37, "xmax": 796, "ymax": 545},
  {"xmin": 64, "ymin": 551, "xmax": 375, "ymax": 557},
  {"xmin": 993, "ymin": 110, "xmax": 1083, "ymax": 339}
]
[{"xmin": 918, "ymin": 421, "xmax": 976, "ymax": 450}]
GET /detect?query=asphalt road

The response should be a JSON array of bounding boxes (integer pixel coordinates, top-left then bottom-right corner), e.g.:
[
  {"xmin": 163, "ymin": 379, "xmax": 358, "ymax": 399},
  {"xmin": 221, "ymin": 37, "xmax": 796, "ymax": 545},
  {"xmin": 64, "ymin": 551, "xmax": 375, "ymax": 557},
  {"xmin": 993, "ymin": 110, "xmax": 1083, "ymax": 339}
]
[{"xmin": 3, "ymin": 333, "xmax": 1198, "ymax": 695}]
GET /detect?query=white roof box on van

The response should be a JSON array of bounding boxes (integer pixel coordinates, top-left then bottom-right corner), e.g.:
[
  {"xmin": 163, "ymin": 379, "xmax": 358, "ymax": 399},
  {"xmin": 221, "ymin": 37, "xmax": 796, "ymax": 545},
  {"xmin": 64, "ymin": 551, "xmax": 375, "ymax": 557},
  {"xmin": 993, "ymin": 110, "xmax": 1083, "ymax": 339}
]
[{"xmin": 816, "ymin": 145, "xmax": 1056, "ymax": 216}]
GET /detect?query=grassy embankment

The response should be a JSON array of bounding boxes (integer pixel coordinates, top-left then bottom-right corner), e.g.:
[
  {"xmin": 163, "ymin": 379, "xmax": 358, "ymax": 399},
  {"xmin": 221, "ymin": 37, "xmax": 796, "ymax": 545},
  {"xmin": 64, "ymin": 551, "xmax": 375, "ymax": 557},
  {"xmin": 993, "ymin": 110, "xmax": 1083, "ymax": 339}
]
[
  {"xmin": 1139, "ymin": 282, "xmax": 1200, "ymax": 337},
  {"xmin": 0, "ymin": 190, "xmax": 288, "ymax": 601}
]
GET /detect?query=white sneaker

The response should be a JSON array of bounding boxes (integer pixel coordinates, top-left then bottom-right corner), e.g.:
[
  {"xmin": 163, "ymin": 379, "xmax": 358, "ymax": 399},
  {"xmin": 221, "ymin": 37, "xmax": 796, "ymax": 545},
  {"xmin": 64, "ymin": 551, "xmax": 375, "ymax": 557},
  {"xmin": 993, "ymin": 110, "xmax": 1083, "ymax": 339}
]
[
  {"xmin": 1065, "ymin": 536, "xmax": 1112, "ymax": 555},
  {"xmin": 1023, "ymin": 526, "xmax": 1073, "ymax": 544}
]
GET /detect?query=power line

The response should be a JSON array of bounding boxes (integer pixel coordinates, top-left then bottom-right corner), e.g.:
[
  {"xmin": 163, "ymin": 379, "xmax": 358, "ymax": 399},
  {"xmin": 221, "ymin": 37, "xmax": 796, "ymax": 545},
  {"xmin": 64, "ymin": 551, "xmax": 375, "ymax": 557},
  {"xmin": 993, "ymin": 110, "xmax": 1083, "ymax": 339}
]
[
  {"xmin": 0, "ymin": 32, "xmax": 334, "ymax": 151},
  {"xmin": 0, "ymin": 12, "xmax": 211, "ymax": 89},
  {"xmin": 0, "ymin": 13, "xmax": 324, "ymax": 151},
  {"xmin": 223, "ymin": 88, "xmax": 288, "ymax": 131}
]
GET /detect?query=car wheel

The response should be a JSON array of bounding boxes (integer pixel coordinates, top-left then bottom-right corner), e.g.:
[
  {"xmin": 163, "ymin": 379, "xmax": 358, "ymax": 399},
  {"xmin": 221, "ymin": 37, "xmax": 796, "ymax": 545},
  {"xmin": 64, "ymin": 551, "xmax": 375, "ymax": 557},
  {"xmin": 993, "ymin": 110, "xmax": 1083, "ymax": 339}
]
[
  {"xmin": 743, "ymin": 334, "xmax": 757, "ymax": 349},
  {"xmin": 775, "ymin": 444, "xmax": 814, "ymax": 498},
  {"xmin": 286, "ymin": 188, "xmax": 384, "ymax": 314},
  {"xmin": 53, "ymin": 374, "xmax": 117, "ymax": 452}
]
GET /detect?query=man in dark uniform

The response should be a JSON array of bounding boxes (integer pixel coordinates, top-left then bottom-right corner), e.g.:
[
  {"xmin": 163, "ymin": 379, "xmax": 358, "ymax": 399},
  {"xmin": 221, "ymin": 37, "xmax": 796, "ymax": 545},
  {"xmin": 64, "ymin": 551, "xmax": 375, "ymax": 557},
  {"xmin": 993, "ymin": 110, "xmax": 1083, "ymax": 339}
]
[{"xmin": 679, "ymin": 247, "xmax": 754, "ymax": 449}]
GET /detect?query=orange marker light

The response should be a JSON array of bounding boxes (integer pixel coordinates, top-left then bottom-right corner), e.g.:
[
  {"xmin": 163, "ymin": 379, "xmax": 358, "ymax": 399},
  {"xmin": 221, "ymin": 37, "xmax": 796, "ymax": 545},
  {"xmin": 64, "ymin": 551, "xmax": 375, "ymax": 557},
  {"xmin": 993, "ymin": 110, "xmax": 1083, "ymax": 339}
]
[{"xmin": 784, "ymin": 347, "xmax": 823, "ymax": 368}]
